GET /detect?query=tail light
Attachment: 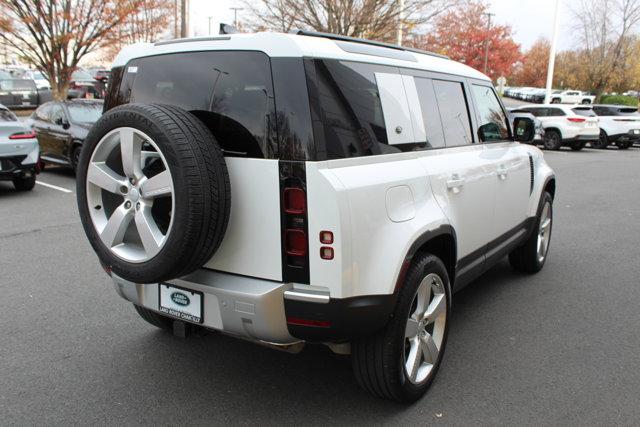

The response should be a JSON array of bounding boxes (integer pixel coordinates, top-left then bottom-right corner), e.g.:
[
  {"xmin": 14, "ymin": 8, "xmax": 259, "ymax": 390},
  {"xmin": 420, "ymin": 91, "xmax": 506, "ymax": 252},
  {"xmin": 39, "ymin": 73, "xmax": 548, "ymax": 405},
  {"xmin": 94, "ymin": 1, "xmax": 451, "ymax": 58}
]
[
  {"xmin": 280, "ymin": 164, "xmax": 310, "ymax": 284},
  {"xmin": 567, "ymin": 117, "xmax": 585, "ymax": 123},
  {"xmin": 9, "ymin": 131, "xmax": 36, "ymax": 139}
]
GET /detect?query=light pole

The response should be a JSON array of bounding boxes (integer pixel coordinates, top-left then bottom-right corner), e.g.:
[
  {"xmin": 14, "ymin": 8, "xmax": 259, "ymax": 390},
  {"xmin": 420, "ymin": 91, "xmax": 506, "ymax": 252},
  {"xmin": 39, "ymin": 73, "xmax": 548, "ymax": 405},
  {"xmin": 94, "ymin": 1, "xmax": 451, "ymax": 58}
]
[
  {"xmin": 483, "ymin": 12, "xmax": 495, "ymax": 75},
  {"xmin": 544, "ymin": 0, "xmax": 561, "ymax": 104},
  {"xmin": 230, "ymin": 7, "xmax": 243, "ymax": 27},
  {"xmin": 207, "ymin": 16, "xmax": 213, "ymax": 35}
]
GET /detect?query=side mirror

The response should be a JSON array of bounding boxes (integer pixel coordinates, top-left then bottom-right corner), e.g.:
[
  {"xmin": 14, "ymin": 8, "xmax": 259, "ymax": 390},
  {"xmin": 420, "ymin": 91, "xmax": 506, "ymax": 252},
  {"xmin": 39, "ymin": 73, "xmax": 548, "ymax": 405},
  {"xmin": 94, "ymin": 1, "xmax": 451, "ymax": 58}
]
[
  {"xmin": 55, "ymin": 117, "xmax": 70, "ymax": 129},
  {"xmin": 513, "ymin": 117, "xmax": 535, "ymax": 142},
  {"xmin": 477, "ymin": 122, "xmax": 502, "ymax": 142}
]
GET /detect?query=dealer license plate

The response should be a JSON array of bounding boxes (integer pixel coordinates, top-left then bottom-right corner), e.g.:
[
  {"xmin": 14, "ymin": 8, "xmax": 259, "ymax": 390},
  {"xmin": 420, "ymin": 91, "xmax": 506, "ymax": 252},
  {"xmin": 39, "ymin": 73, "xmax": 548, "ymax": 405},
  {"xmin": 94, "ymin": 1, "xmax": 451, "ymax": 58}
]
[
  {"xmin": 158, "ymin": 283, "xmax": 203, "ymax": 323},
  {"xmin": 633, "ymin": 129, "xmax": 640, "ymax": 134}
]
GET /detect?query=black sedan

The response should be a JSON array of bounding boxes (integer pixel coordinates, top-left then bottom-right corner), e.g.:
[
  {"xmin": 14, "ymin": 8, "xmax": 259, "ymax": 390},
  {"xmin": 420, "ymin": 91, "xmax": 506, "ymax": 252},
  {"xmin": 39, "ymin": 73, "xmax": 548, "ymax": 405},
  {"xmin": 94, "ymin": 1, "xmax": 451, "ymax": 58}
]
[{"xmin": 30, "ymin": 99, "xmax": 103, "ymax": 173}]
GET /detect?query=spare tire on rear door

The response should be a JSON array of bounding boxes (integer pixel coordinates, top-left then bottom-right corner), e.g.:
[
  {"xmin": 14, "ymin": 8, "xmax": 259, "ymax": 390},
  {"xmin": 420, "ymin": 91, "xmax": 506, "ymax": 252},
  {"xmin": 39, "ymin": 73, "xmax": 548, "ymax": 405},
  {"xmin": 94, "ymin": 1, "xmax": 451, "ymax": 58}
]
[{"xmin": 76, "ymin": 104, "xmax": 231, "ymax": 283}]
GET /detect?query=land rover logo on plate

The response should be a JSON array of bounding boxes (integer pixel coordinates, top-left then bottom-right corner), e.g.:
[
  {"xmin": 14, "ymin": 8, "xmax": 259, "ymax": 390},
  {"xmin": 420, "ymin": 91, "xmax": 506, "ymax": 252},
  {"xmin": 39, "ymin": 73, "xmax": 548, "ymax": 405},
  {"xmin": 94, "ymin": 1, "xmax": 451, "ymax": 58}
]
[{"xmin": 171, "ymin": 292, "xmax": 190, "ymax": 306}]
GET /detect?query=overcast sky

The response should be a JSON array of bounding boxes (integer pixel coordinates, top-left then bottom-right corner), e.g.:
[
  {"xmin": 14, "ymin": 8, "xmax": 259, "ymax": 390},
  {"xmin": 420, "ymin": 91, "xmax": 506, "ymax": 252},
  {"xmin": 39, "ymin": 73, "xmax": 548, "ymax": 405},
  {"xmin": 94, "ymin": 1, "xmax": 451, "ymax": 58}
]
[{"xmin": 190, "ymin": 0, "xmax": 577, "ymax": 51}]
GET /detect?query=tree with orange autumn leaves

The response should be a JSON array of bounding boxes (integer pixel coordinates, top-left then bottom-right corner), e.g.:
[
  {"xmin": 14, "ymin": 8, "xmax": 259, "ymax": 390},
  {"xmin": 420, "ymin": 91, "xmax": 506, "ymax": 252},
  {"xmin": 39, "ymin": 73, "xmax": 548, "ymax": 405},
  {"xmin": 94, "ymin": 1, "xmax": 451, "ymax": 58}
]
[{"xmin": 409, "ymin": 1, "xmax": 521, "ymax": 81}]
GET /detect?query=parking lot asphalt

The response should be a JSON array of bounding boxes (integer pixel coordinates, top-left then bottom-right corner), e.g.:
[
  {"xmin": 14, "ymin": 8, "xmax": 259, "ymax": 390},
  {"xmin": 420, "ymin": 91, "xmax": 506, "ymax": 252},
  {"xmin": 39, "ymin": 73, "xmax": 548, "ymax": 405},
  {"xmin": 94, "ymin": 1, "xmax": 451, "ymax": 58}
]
[{"xmin": 2, "ymin": 147, "xmax": 640, "ymax": 425}]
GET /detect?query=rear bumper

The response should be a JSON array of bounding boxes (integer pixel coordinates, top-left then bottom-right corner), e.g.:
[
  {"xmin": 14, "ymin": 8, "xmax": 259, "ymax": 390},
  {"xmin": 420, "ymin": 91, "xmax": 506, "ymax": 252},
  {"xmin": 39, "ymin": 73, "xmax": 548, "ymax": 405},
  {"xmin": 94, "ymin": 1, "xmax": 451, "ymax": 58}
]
[
  {"xmin": 0, "ymin": 155, "xmax": 37, "ymax": 180},
  {"xmin": 609, "ymin": 131, "xmax": 640, "ymax": 142},
  {"xmin": 112, "ymin": 268, "xmax": 395, "ymax": 345},
  {"xmin": 564, "ymin": 134, "xmax": 598, "ymax": 144}
]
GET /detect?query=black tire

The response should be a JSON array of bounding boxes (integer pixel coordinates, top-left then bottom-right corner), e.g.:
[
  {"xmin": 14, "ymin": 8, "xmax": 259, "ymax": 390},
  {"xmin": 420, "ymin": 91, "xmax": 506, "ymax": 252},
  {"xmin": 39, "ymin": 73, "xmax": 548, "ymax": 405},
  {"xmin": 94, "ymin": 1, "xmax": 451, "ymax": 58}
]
[
  {"xmin": 134, "ymin": 304, "xmax": 173, "ymax": 330},
  {"xmin": 509, "ymin": 192, "xmax": 553, "ymax": 273},
  {"xmin": 570, "ymin": 141, "xmax": 586, "ymax": 151},
  {"xmin": 618, "ymin": 141, "xmax": 631, "ymax": 150},
  {"xmin": 352, "ymin": 253, "xmax": 451, "ymax": 402},
  {"xmin": 581, "ymin": 99, "xmax": 591, "ymax": 104},
  {"xmin": 71, "ymin": 144, "xmax": 82, "ymax": 174},
  {"xmin": 592, "ymin": 130, "xmax": 609, "ymax": 149},
  {"xmin": 551, "ymin": 98, "xmax": 560, "ymax": 104},
  {"xmin": 13, "ymin": 175, "xmax": 36, "ymax": 191},
  {"xmin": 76, "ymin": 104, "xmax": 231, "ymax": 283},
  {"xmin": 543, "ymin": 130, "xmax": 562, "ymax": 150}
]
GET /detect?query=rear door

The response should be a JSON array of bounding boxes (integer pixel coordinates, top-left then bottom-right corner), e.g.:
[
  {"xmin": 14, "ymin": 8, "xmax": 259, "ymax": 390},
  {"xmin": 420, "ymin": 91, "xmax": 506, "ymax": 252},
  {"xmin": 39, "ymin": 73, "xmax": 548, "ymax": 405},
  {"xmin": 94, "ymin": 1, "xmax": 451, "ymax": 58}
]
[
  {"xmin": 47, "ymin": 104, "xmax": 71, "ymax": 161},
  {"xmin": 408, "ymin": 74, "xmax": 498, "ymax": 280}
]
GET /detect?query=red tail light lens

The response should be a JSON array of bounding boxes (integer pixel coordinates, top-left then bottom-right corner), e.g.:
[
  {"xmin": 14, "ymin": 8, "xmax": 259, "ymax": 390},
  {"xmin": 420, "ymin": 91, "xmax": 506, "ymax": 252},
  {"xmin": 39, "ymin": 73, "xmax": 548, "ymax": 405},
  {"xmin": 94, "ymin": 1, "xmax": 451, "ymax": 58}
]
[
  {"xmin": 285, "ymin": 229, "xmax": 307, "ymax": 256},
  {"xmin": 567, "ymin": 117, "xmax": 586, "ymax": 123},
  {"xmin": 286, "ymin": 317, "xmax": 331, "ymax": 328},
  {"xmin": 9, "ymin": 131, "xmax": 36, "ymax": 140},
  {"xmin": 283, "ymin": 187, "xmax": 306, "ymax": 214}
]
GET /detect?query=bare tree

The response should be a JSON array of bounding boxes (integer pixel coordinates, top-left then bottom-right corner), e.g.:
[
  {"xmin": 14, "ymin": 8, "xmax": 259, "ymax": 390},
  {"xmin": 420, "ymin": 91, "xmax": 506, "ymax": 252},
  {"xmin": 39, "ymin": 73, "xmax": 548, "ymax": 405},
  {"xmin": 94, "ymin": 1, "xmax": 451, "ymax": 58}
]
[
  {"xmin": 242, "ymin": 0, "xmax": 458, "ymax": 43},
  {"xmin": 571, "ymin": 0, "xmax": 640, "ymax": 98},
  {"xmin": 0, "ymin": 0, "xmax": 142, "ymax": 100},
  {"xmin": 102, "ymin": 0, "xmax": 175, "ymax": 61}
]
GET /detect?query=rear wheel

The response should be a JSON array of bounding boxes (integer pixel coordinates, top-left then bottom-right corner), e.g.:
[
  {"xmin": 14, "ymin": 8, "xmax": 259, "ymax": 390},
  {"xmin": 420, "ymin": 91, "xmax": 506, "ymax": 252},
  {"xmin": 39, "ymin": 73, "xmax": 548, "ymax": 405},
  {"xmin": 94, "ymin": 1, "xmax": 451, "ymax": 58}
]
[
  {"xmin": 593, "ymin": 130, "xmax": 609, "ymax": 149},
  {"xmin": 543, "ymin": 130, "xmax": 562, "ymax": 150},
  {"xmin": 570, "ymin": 141, "xmax": 586, "ymax": 151},
  {"xmin": 352, "ymin": 253, "xmax": 451, "ymax": 402},
  {"xmin": 134, "ymin": 304, "xmax": 173, "ymax": 330},
  {"xmin": 509, "ymin": 192, "xmax": 553, "ymax": 273},
  {"xmin": 618, "ymin": 141, "xmax": 631, "ymax": 149},
  {"xmin": 13, "ymin": 175, "xmax": 36, "ymax": 191},
  {"xmin": 581, "ymin": 99, "xmax": 591, "ymax": 104},
  {"xmin": 551, "ymin": 98, "xmax": 560, "ymax": 104}
]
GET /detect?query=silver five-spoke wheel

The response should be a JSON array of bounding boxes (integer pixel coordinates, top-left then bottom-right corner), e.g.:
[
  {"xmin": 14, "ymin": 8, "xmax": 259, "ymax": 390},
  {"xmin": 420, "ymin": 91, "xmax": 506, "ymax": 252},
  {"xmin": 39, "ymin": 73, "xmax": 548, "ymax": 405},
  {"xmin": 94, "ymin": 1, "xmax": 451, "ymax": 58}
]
[
  {"xmin": 537, "ymin": 201, "xmax": 552, "ymax": 263},
  {"xmin": 86, "ymin": 127, "xmax": 174, "ymax": 263},
  {"xmin": 404, "ymin": 273, "xmax": 447, "ymax": 384}
]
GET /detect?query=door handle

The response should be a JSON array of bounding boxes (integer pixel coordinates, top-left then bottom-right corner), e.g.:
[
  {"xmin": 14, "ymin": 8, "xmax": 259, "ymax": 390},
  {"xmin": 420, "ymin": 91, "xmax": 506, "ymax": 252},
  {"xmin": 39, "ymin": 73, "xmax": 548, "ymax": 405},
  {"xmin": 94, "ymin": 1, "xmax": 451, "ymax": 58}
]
[
  {"xmin": 497, "ymin": 165, "xmax": 508, "ymax": 180},
  {"xmin": 446, "ymin": 174, "xmax": 465, "ymax": 194}
]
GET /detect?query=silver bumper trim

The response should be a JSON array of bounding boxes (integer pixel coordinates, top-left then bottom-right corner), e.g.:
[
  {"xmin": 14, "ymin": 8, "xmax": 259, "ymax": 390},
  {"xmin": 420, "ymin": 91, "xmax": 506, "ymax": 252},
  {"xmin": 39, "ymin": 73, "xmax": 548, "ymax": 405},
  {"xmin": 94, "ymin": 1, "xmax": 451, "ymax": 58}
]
[{"xmin": 112, "ymin": 269, "xmax": 299, "ymax": 344}]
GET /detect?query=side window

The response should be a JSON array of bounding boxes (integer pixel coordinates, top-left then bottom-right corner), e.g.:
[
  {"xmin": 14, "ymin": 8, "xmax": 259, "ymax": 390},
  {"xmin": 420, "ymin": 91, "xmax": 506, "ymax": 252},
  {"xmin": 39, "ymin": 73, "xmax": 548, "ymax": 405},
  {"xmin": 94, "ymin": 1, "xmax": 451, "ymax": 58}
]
[
  {"xmin": 414, "ymin": 77, "xmax": 446, "ymax": 149},
  {"xmin": 50, "ymin": 105, "xmax": 65, "ymax": 124},
  {"xmin": 547, "ymin": 108, "xmax": 566, "ymax": 117},
  {"xmin": 129, "ymin": 51, "xmax": 275, "ymax": 158},
  {"xmin": 471, "ymin": 84, "xmax": 509, "ymax": 142},
  {"xmin": 311, "ymin": 59, "xmax": 402, "ymax": 159},
  {"xmin": 432, "ymin": 80, "xmax": 473, "ymax": 146}
]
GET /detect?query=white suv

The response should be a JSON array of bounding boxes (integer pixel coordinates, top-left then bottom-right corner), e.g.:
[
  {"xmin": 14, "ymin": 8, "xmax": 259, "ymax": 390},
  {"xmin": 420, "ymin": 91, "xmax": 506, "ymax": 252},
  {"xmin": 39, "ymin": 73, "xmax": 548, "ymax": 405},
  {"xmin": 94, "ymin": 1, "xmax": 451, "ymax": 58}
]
[
  {"xmin": 591, "ymin": 104, "xmax": 640, "ymax": 149},
  {"xmin": 76, "ymin": 31, "xmax": 556, "ymax": 402},
  {"xmin": 517, "ymin": 104, "xmax": 599, "ymax": 150}
]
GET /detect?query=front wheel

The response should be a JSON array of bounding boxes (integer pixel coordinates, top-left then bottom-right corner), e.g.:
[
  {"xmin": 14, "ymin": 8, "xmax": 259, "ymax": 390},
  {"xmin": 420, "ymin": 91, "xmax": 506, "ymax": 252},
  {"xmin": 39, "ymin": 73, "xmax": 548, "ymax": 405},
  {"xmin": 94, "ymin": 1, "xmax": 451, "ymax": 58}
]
[
  {"xmin": 352, "ymin": 253, "xmax": 451, "ymax": 402},
  {"xmin": 509, "ymin": 192, "xmax": 553, "ymax": 273}
]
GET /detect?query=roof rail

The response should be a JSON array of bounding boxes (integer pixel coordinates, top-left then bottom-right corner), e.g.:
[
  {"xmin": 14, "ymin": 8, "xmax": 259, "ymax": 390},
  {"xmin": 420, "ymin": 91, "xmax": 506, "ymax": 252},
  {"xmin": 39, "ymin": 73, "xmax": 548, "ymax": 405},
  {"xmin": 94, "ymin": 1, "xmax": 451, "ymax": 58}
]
[{"xmin": 290, "ymin": 30, "xmax": 449, "ymax": 60}]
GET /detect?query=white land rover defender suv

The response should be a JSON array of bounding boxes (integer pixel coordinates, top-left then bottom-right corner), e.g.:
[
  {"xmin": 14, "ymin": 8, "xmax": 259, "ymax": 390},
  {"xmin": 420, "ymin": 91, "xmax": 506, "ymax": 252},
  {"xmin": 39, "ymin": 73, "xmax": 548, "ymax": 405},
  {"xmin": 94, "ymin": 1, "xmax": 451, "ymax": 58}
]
[{"xmin": 76, "ymin": 31, "xmax": 556, "ymax": 402}]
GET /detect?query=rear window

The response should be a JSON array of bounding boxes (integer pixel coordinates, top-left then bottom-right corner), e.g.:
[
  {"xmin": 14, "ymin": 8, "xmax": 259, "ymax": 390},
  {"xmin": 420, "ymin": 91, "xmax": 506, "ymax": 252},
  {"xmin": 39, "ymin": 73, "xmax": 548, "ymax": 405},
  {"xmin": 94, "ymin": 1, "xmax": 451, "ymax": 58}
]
[
  {"xmin": 128, "ymin": 51, "xmax": 275, "ymax": 158},
  {"xmin": 0, "ymin": 108, "xmax": 17, "ymax": 121},
  {"xmin": 617, "ymin": 108, "xmax": 639, "ymax": 115},
  {"xmin": 0, "ymin": 79, "xmax": 36, "ymax": 90},
  {"xmin": 572, "ymin": 107, "xmax": 596, "ymax": 117}
]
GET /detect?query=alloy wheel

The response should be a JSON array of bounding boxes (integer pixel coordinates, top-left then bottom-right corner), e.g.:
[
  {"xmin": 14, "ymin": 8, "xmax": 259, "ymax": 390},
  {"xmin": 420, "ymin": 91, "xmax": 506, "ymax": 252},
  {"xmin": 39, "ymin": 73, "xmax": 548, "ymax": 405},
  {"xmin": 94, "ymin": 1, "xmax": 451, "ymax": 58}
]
[
  {"xmin": 404, "ymin": 273, "xmax": 447, "ymax": 384},
  {"xmin": 537, "ymin": 201, "xmax": 552, "ymax": 263},
  {"xmin": 86, "ymin": 127, "xmax": 174, "ymax": 263}
]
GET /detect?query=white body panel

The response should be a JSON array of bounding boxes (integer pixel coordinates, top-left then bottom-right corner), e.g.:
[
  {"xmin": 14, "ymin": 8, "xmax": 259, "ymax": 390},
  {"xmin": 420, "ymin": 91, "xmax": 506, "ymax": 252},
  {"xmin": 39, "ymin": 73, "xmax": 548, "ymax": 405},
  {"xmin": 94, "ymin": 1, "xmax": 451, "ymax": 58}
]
[
  {"xmin": 528, "ymin": 105, "xmax": 599, "ymax": 140},
  {"xmin": 597, "ymin": 115, "xmax": 640, "ymax": 137},
  {"xmin": 205, "ymin": 158, "xmax": 282, "ymax": 281}
]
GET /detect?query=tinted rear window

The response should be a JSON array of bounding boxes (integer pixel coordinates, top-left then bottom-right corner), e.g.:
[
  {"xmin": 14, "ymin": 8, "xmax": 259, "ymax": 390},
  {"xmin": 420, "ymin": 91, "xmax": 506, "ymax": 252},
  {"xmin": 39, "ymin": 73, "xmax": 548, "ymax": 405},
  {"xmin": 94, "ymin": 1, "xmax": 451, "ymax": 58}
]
[
  {"xmin": 572, "ymin": 107, "xmax": 596, "ymax": 117},
  {"xmin": 0, "ymin": 109, "xmax": 17, "ymax": 121},
  {"xmin": 128, "ymin": 51, "xmax": 276, "ymax": 158}
]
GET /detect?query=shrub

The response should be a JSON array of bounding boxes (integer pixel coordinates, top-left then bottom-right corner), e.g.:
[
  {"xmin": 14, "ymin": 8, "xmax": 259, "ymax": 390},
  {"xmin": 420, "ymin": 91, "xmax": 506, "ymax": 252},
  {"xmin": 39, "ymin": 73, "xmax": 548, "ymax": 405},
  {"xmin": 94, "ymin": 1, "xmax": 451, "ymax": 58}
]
[{"xmin": 600, "ymin": 95, "xmax": 639, "ymax": 106}]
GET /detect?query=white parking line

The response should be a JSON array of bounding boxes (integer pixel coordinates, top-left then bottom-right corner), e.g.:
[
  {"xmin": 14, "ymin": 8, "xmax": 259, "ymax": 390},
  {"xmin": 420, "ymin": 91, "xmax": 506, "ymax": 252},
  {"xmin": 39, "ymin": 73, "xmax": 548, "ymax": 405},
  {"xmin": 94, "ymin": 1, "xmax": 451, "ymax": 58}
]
[{"xmin": 36, "ymin": 181, "xmax": 73, "ymax": 194}]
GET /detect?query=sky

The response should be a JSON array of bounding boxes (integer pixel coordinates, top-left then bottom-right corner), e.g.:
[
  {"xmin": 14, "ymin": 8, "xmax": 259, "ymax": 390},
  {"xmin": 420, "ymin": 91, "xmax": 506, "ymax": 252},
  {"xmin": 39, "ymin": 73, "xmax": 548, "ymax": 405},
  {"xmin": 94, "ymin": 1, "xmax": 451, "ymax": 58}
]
[{"xmin": 190, "ymin": 0, "xmax": 578, "ymax": 51}]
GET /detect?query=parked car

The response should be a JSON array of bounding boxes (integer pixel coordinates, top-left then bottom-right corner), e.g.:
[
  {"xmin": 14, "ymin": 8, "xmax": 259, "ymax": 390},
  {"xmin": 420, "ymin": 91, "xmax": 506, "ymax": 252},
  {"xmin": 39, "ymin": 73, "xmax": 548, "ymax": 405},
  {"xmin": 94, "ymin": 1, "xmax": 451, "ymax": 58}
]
[
  {"xmin": 21, "ymin": 70, "xmax": 51, "ymax": 90},
  {"xmin": 88, "ymin": 67, "xmax": 111, "ymax": 82},
  {"xmin": 590, "ymin": 104, "xmax": 640, "ymax": 149},
  {"xmin": 550, "ymin": 90, "xmax": 595, "ymax": 104},
  {"xmin": 75, "ymin": 31, "xmax": 556, "ymax": 403},
  {"xmin": 68, "ymin": 70, "xmax": 101, "ymax": 99},
  {"xmin": 0, "ymin": 79, "xmax": 40, "ymax": 108},
  {"xmin": 509, "ymin": 108, "xmax": 545, "ymax": 142},
  {"xmin": 30, "ymin": 99, "xmax": 102, "ymax": 172},
  {"xmin": 0, "ymin": 103, "xmax": 39, "ymax": 191},
  {"xmin": 527, "ymin": 88, "xmax": 547, "ymax": 104},
  {"xmin": 516, "ymin": 105, "xmax": 599, "ymax": 150}
]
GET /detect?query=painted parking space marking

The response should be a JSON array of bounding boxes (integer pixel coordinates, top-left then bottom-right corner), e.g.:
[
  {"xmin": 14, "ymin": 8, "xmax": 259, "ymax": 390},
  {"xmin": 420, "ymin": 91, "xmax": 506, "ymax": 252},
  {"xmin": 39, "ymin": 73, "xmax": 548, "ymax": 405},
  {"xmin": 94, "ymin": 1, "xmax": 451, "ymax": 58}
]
[{"xmin": 36, "ymin": 180, "xmax": 73, "ymax": 193}]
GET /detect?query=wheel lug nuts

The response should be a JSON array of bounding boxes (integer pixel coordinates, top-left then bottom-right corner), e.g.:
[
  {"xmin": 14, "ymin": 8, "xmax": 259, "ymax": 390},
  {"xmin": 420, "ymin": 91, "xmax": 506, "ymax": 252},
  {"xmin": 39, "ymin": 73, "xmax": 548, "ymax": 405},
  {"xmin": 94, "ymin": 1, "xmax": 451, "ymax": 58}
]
[
  {"xmin": 124, "ymin": 201, "xmax": 131, "ymax": 209},
  {"xmin": 120, "ymin": 185, "xmax": 128, "ymax": 194}
]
